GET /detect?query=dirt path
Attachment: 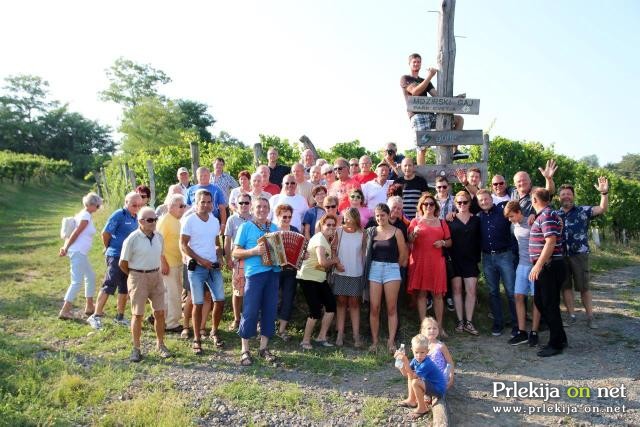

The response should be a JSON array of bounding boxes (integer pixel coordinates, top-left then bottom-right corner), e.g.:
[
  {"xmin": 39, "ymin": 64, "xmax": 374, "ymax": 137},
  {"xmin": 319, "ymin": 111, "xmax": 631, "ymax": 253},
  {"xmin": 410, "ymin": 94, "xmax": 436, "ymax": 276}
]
[{"xmin": 157, "ymin": 266, "xmax": 640, "ymax": 426}]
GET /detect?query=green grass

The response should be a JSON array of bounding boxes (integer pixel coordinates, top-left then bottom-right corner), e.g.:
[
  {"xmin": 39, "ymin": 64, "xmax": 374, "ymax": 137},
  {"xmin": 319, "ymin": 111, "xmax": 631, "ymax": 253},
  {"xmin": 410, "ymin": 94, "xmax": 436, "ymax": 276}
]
[
  {"xmin": 361, "ymin": 396, "xmax": 394, "ymax": 426},
  {"xmin": 590, "ymin": 240, "xmax": 640, "ymax": 273}
]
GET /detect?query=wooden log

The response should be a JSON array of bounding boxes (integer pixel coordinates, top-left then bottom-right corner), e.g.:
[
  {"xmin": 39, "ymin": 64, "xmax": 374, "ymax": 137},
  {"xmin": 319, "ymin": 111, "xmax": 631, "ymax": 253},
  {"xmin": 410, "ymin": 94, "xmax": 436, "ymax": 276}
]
[
  {"xmin": 416, "ymin": 130, "xmax": 483, "ymax": 147},
  {"xmin": 253, "ymin": 143, "xmax": 263, "ymax": 167},
  {"xmin": 434, "ymin": 0, "xmax": 457, "ymax": 166},
  {"xmin": 146, "ymin": 159, "xmax": 156, "ymax": 208},
  {"xmin": 416, "ymin": 162, "xmax": 487, "ymax": 184},
  {"xmin": 407, "ymin": 96, "xmax": 479, "ymax": 115},
  {"xmin": 431, "ymin": 396, "xmax": 450, "ymax": 426},
  {"xmin": 190, "ymin": 142, "xmax": 200, "ymax": 184},
  {"xmin": 299, "ymin": 135, "xmax": 319, "ymax": 160}
]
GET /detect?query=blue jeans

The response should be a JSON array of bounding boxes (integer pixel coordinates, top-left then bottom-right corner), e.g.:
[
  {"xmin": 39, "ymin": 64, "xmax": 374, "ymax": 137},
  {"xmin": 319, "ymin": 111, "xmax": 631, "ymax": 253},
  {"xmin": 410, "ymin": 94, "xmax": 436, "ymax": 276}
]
[
  {"xmin": 188, "ymin": 265, "xmax": 224, "ymax": 304},
  {"xmin": 482, "ymin": 251, "xmax": 516, "ymax": 331},
  {"xmin": 238, "ymin": 270, "xmax": 279, "ymax": 339}
]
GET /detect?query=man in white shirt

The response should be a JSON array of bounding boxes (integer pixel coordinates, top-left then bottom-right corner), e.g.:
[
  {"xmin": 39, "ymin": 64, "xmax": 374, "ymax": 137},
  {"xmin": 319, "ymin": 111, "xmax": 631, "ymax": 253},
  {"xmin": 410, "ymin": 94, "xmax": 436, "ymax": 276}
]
[
  {"xmin": 269, "ymin": 174, "xmax": 309, "ymax": 230},
  {"xmin": 180, "ymin": 189, "xmax": 225, "ymax": 353},
  {"xmin": 292, "ymin": 162, "xmax": 314, "ymax": 205},
  {"xmin": 362, "ymin": 162, "xmax": 393, "ymax": 208},
  {"xmin": 491, "ymin": 174, "xmax": 511, "ymax": 205},
  {"xmin": 120, "ymin": 206, "xmax": 170, "ymax": 362}
]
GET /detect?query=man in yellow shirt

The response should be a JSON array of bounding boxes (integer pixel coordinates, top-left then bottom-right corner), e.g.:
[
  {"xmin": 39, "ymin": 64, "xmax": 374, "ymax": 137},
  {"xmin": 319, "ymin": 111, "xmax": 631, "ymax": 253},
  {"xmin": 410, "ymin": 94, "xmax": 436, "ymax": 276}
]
[{"xmin": 157, "ymin": 194, "xmax": 187, "ymax": 332}]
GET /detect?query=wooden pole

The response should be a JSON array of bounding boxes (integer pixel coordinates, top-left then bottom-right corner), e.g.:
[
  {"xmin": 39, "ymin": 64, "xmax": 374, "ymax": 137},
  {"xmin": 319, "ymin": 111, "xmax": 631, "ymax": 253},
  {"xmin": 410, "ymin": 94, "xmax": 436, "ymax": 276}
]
[
  {"xmin": 190, "ymin": 142, "xmax": 200, "ymax": 184},
  {"xmin": 435, "ymin": 0, "xmax": 456, "ymax": 166},
  {"xmin": 253, "ymin": 143, "xmax": 263, "ymax": 168},
  {"xmin": 481, "ymin": 133, "xmax": 490, "ymax": 185},
  {"xmin": 299, "ymin": 135, "xmax": 319, "ymax": 160},
  {"xmin": 100, "ymin": 167, "xmax": 109, "ymax": 199},
  {"xmin": 146, "ymin": 159, "xmax": 156, "ymax": 208}
]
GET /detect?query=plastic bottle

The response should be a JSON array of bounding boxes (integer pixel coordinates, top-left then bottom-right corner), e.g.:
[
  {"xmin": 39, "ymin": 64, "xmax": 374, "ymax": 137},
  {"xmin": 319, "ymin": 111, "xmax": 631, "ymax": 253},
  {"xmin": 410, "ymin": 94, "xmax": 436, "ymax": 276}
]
[
  {"xmin": 394, "ymin": 344, "xmax": 405, "ymax": 368},
  {"xmin": 443, "ymin": 363, "xmax": 452, "ymax": 379}
]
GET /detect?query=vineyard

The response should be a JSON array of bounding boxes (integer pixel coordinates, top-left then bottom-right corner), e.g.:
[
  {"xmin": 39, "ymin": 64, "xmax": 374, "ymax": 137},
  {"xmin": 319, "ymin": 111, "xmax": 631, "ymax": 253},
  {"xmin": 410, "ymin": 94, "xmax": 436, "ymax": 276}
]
[{"xmin": 0, "ymin": 150, "xmax": 71, "ymax": 183}]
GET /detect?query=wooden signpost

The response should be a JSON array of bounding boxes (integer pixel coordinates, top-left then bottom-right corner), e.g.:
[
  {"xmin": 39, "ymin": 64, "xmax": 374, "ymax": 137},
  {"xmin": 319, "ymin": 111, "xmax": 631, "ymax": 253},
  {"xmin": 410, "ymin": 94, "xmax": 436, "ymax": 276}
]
[
  {"xmin": 416, "ymin": 129, "xmax": 483, "ymax": 147},
  {"xmin": 407, "ymin": 96, "xmax": 480, "ymax": 115}
]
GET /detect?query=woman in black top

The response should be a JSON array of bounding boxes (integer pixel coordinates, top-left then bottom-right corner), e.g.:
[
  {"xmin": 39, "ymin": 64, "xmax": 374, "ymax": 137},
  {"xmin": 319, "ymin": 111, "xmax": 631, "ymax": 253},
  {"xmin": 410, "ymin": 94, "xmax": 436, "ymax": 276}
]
[
  {"xmin": 364, "ymin": 204, "xmax": 408, "ymax": 353},
  {"xmin": 447, "ymin": 191, "xmax": 481, "ymax": 335}
]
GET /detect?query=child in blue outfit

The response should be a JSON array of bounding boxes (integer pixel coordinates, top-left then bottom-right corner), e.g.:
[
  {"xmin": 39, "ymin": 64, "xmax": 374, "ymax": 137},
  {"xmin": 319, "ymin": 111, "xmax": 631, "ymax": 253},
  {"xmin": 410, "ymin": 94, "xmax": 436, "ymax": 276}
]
[{"xmin": 395, "ymin": 334, "xmax": 447, "ymax": 420}]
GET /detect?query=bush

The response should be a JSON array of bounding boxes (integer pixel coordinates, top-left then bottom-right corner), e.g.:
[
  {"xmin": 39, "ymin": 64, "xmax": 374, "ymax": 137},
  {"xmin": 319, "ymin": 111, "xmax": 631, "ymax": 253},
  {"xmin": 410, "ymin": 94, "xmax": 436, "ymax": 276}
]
[{"xmin": 0, "ymin": 150, "xmax": 72, "ymax": 183}]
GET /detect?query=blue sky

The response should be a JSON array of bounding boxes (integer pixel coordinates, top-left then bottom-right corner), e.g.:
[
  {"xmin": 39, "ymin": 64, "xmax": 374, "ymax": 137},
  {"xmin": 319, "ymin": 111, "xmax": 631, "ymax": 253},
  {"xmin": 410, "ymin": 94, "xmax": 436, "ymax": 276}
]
[{"xmin": 1, "ymin": 0, "xmax": 638, "ymax": 165}]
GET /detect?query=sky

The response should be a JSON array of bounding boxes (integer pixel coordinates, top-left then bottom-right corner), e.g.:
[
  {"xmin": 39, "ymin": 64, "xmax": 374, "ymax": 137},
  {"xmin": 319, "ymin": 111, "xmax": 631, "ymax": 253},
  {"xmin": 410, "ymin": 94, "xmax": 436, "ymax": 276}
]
[{"xmin": 1, "ymin": 0, "xmax": 638, "ymax": 165}]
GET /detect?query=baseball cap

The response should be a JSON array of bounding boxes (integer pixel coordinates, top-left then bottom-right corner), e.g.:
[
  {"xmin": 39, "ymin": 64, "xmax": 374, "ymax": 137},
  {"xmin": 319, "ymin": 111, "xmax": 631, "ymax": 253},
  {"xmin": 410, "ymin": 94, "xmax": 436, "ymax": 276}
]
[{"xmin": 177, "ymin": 167, "xmax": 189, "ymax": 175}]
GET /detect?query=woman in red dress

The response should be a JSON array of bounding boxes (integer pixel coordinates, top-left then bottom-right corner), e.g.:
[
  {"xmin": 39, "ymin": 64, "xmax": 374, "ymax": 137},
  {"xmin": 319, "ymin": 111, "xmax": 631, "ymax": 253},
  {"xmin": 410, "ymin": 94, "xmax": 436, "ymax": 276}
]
[{"xmin": 408, "ymin": 193, "xmax": 452, "ymax": 337}]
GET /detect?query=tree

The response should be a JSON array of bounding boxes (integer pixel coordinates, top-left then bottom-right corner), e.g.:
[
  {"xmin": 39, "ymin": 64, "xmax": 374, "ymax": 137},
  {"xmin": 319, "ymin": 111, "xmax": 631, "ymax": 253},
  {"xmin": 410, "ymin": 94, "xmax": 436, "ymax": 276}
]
[
  {"xmin": 176, "ymin": 99, "xmax": 215, "ymax": 142},
  {"xmin": 258, "ymin": 134, "xmax": 300, "ymax": 166},
  {"xmin": 579, "ymin": 154, "xmax": 599, "ymax": 168},
  {"xmin": 119, "ymin": 97, "xmax": 185, "ymax": 155},
  {"xmin": 0, "ymin": 75, "xmax": 57, "ymax": 122},
  {"xmin": 605, "ymin": 153, "xmax": 640, "ymax": 181},
  {"xmin": 214, "ymin": 130, "xmax": 245, "ymax": 148},
  {"xmin": 100, "ymin": 58, "xmax": 171, "ymax": 107}
]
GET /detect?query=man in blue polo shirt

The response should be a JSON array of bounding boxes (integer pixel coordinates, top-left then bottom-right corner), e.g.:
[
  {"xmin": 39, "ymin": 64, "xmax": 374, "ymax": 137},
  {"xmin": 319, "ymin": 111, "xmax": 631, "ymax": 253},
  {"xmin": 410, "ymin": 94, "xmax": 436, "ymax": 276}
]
[
  {"xmin": 185, "ymin": 167, "xmax": 227, "ymax": 233},
  {"xmin": 87, "ymin": 192, "xmax": 142, "ymax": 330},
  {"xmin": 476, "ymin": 189, "xmax": 517, "ymax": 337}
]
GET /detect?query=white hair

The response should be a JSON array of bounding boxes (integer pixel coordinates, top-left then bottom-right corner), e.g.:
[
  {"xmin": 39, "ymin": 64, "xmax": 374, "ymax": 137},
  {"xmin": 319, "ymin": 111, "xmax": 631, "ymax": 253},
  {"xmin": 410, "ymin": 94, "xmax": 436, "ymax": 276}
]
[
  {"xmin": 387, "ymin": 196, "xmax": 403, "ymax": 209},
  {"xmin": 82, "ymin": 192, "xmax": 102, "ymax": 208},
  {"xmin": 125, "ymin": 191, "xmax": 141, "ymax": 204},
  {"xmin": 138, "ymin": 206, "xmax": 156, "ymax": 219},
  {"xmin": 166, "ymin": 193, "xmax": 185, "ymax": 207}
]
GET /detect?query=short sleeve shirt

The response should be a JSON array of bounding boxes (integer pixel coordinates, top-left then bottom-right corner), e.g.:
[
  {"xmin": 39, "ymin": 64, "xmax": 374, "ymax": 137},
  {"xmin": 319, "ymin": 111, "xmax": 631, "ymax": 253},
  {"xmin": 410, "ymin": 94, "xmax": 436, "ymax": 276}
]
[
  {"xmin": 68, "ymin": 209, "xmax": 96, "ymax": 255},
  {"xmin": 185, "ymin": 184, "xmax": 227, "ymax": 218},
  {"xmin": 409, "ymin": 357, "xmax": 446, "ymax": 397},
  {"xmin": 297, "ymin": 232, "xmax": 331, "ymax": 283},
  {"xmin": 269, "ymin": 194, "xmax": 309, "ymax": 230},
  {"xmin": 362, "ymin": 179, "xmax": 392, "ymax": 208},
  {"xmin": 510, "ymin": 188, "xmax": 534, "ymax": 217},
  {"xmin": 103, "ymin": 208, "xmax": 138, "ymax": 257},
  {"xmin": 329, "ymin": 178, "xmax": 361, "ymax": 212},
  {"xmin": 529, "ymin": 206, "xmax": 563, "ymax": 264},
  {"xmin": 394, "ymin": 175, "xmax": 430, "ymax": 219},
  {"xmin": 180, "ymin": 213, "xmax": 220, "ymax": 263},
  {"xmin": 120, "ymin": 229, "xmax": 163, "ymax": 270},
  {"xmin": 156, "ymin": 213, "xmax": 182, "ymax": 267},
  {"xmin": 557, "ymin": 206, "xmax": 593, "ymax": 256},
  {"xmin": 234, "ymin": 221, "xmax": 280, "ymax": 277},
  {"xmin": 302, "ymin": 206, "xmax": 325, "ymax": 236},
  {"xmin": 269, "ymin": 164, "xmax": 291, "ymax": 187},
  {"xmin": 512, "ymin": 218, "xmax": 532, "ymax": 265},
  {"xmin": 211, "ymin": 172, "xmax": 239, "ymax": 202},
  {"xmin": 400, "ymin": 75, "xmax": 435, "ymax": 118}
]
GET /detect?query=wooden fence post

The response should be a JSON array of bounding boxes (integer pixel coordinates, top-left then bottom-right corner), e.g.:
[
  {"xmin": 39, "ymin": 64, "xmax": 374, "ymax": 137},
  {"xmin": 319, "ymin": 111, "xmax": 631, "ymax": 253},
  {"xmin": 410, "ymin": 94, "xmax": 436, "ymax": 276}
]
[
  {"xmin": 128, "ymin": 168, "xmax": 137, "ymax": 190},
  {"xmin": 190, "ymin": 142, "xmax": 200, "ymax": 184},
  {"xmin": 146, "ymin": 159, "xmax": 156, "ymax": 208},
  {"xmin": 299, "ymin": 135, "xmax": 319, "ymax": 160},
  {"xmin": 434, "ymin": 0, "xmax": 456, "ymax": 166},
  {"xmin": 253, "ymin": 143, "xmax": 263, "ymax": 168},
  {"xmin": 100, "ymin": 167, "xmax": 109, "ymax": 199},
  {"xmin": 121, "ymin": 164, "xmax": 129, "ymax": 191},
  {"xmin": 481, "ymin": 133, "xmax": 490, "ymax": 185}
]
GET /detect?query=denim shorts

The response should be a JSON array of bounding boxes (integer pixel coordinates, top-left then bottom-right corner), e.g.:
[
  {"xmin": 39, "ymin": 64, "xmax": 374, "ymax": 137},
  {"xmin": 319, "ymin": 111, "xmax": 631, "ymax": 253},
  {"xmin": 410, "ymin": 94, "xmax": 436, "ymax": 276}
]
[
  {"xmin": 368, "ymin": 261, "xmax": 402, "ymax": 284},
  {"xmin": 515, "ymin": 263, "xmax": 534, "ymax": 296},
  {"xmin": 188, "ymin": 265, "xmax": 224, "ymax": 304}
]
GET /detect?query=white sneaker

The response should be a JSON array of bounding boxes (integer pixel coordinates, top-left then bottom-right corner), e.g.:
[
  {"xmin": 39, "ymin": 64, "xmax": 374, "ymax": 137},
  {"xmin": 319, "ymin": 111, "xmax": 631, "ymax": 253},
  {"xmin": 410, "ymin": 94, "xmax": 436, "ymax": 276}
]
[
  {"xmin": 114, "ymin": 316, "xmax": 130, "ymax": 327},
  {"xmin": 87, "ymin": 314, "xmax": 102, "ymax": 330}
]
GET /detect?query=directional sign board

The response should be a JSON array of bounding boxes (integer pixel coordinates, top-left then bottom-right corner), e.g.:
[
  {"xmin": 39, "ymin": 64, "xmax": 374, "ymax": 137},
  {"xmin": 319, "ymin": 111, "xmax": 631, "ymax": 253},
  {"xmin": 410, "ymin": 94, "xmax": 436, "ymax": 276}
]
[
  {"xmin": 416, "ymin": 130, "xmax": 484, "ymax": 147},
  {"xmin": 407, "ymin": 96, "xmax": 480, "ymax": 115},
  {"xmin": 416, "ymin": 162, "xmax": 488, "ymax": 185}
]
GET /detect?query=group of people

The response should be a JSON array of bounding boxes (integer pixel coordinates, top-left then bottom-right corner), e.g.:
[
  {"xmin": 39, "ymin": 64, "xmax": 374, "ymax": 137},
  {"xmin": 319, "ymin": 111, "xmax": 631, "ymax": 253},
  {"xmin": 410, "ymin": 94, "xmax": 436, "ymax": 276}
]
[{"xmin": 57, "ymin": 143, "xmax": 609, "ymax": 364}]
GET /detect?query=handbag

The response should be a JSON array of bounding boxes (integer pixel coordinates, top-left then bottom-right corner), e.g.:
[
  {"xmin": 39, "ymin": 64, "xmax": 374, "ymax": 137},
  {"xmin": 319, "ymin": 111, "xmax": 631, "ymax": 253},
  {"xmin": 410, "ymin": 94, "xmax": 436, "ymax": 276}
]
[{"xmin": 326, "ymin": 229, "xmax": 342, "ymax": 286}]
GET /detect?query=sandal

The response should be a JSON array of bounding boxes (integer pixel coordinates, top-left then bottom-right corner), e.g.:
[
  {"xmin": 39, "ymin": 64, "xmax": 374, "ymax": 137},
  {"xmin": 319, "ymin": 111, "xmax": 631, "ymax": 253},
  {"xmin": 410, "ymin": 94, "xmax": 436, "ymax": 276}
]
[
  {"xmin": 313, "ymin": 339, "xmax": 334, "ymax": 348},
  {"xmin": 157, "ymin": 344, "xmax": 172, "ymax": 359},
  {"xmin": 353, "ymin": 340, "xmax": 363, "ymax": 349},
  {"xmin": 240, "ymin": 351, "xmax": 253, "ymax": 366},
  {"xmin": 397, "ymin": 400, "xmax": 418, "ymax": 409},
  {"xmin": 335, "ymin": 337, "xmax": 344, "ymax": 347},
  {"xmin": 277, "ymin": 331, "xmax": 291, "ymax": 342},
  {"xmin": 409, "ymin": 411, "xmax": 429, "ymax": 420},
  {"xmin": 259, "ymin": 348, "xmax": 277, "ymax": 363},
  {"xmin": 192, "ymin": 339, "xmax": 203, "ymax": 355},
  {"xmin": 58, "ymin": 311, "xmax": 73, "ymax": 320},
  {"xmin": 464, "ymin": 321, "xmax": 479, "ymax": 336},
  {"xmin": 180, "ymin": 328, "xmax": 191, "ymax": 340},
  {"xmin": 300, "ymin": 342, "xmax": 313, "ymax": 350},
  {"xmin": 455, "ymin": 320, "xmax": 464, "ymax": 333},
  {"xmin": 227, "ymin": 320, "xmax": 240, "ymax": 332},
  {"xmin": 210, "ymin": 331, "xmax": 224, "ymax": 348}
]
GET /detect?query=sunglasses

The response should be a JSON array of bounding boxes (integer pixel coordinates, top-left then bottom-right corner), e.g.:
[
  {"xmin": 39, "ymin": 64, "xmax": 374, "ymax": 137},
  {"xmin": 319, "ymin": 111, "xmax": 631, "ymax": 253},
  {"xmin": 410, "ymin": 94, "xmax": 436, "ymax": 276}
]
[
  {"xmin": 179, "ymin": 204, "xmax": 187, "ymax": 208},
  {"xmin": 333, "ymin": 166, "xmax": 344, "ymax": 171},
  {"xmin": 323, "ymin": 171, "xmax": 334, "ymax": 175},
  {"xmin": 350, "ymin": 195, "xmax": 362, "ymax": 200},
  {"xmin": 238, "ymin": 201, "xmax": 250, "ymax": 206},
  {"xmin": 422, "ymin": 202, "xmax": 436, "ymax": 207},
  {"xmin": 492, "ymin": 182, "xmax": 505, "ymax": 186},
  {"xmin": 325, "ymin": 223, "xmax": 337, "ymax": 228},
  {"xmin": 436, "ymin": 185, "xmax": 448, "ymax": 190},
  {"xmin": 284, "ymin": 182, "xmax": 297, "ymax": 186},
  {"xmin": 456, "ymin": 200, "xmax": 469, "ymax": 205},
  {"xmin": 142, "ymin": 217, "xmax": 158, "ymax": 223},
  {"xmin": 324, "ymin": 205, "xmax": 337, "ymax": 209},
  {"xmin": 280, "ymin": 215, "xmax": 292, "ymax": 220}
]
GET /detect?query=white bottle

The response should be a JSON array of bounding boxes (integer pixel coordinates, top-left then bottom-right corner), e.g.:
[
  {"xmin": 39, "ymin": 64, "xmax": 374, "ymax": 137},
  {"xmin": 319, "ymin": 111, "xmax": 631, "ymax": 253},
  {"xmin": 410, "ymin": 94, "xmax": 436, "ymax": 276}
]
[
  {"xmin": 443, "ymin": 363, "xmax": 452, "ymax": 379},
  {"xmin": 394, "ymin": 344, "xmax": 405, "ymax": 368}
]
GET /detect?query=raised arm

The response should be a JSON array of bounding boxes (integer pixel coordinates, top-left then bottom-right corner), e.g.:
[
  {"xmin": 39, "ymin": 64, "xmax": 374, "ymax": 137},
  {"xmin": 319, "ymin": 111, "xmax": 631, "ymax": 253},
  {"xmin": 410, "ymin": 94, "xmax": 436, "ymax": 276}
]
[
  {"xmin": 592, "ymin": 176, "xmax": 609, "ymax": 216},
  {"xmin": 539, "ymin": 159, "xmax": 558, "ymax": 195},
  {"xmin": 405, "ymin": 68, "xmax": 437, "ymax": 96}
]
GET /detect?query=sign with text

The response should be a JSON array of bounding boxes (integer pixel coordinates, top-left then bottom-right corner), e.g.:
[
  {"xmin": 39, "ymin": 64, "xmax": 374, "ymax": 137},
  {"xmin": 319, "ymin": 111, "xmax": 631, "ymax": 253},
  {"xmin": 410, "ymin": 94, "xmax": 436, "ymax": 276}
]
[
  {"xmin": 416, "ymin": 162, "xmax": 488, "ymax": 184},
  {"xmin": 417, "ymin": 130, "xmax": 484, "ymax": 147},
  {"xmin": 407, "ymin": 96, "xmax": 480, "ymax": 115}
]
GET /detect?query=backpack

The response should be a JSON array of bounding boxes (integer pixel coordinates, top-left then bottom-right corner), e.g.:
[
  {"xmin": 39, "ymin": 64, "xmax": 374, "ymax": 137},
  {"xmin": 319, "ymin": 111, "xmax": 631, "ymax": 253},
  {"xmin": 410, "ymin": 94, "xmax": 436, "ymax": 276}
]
[{"xmin": 60, "ymin": 216, "xmax": 76, "ymax": 239}]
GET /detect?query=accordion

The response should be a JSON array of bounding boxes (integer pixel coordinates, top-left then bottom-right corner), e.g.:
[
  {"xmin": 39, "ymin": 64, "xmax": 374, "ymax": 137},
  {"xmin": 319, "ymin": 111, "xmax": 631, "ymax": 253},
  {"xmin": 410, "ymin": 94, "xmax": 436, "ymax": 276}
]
[{"xmin": 258, "ymin": 231, "xmax": 308, "ymax": 269}]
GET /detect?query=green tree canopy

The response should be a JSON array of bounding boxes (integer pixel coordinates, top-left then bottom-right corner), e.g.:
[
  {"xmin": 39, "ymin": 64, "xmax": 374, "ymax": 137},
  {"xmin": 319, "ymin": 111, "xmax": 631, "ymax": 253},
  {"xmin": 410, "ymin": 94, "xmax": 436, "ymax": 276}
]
[
  {"xmin": 176, "ymin": 99, "xmax": 215, "ymax": 142},
  {"xmin": 605, "ymin": 153, "xmax": 640, "ymax": 181},
  {"xmin": 100, "ymin": 58, "xmax": 171, "ymax": 107}
]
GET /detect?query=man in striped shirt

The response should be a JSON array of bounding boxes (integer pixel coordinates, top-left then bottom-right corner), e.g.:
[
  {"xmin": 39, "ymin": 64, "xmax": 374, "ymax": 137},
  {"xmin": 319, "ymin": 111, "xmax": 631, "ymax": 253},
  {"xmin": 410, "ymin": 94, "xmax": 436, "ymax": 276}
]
[
  {"xmin": 394, "ymin": 157, "xmax": 429, "ymax": 219},
  {"xmin": 528, "ymin": 188, "xmax": 567, "ymax": 357}
]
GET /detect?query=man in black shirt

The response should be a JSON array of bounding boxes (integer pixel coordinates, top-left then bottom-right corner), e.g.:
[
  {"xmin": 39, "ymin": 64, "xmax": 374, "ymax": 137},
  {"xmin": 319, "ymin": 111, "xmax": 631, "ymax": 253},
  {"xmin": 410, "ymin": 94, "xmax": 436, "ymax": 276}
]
[
  {"xmin": 267, "ymin": 147, "xmax": 291, "ymax": 188},
  {"xmin": 394, "ymin": 157, "xmax": 430, "ymax": 220}
]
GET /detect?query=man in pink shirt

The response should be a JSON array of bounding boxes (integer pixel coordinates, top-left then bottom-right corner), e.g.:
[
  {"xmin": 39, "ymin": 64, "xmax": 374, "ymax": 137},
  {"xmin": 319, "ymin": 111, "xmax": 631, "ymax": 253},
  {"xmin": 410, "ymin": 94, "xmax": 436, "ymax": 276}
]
[{"xmin": 329, "ymin": 158, "xmax": 361, "ymax": 211}]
